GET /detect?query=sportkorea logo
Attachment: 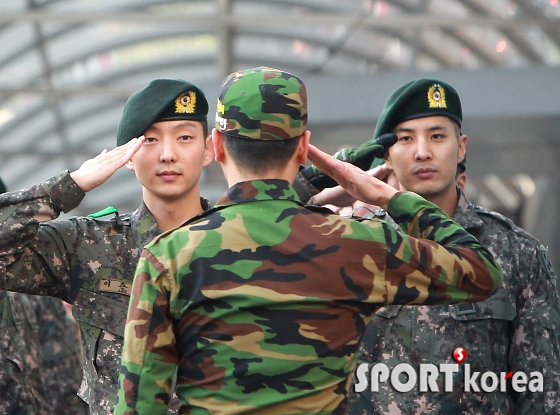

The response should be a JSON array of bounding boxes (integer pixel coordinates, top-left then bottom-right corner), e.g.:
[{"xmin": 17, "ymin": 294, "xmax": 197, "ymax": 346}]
[{"xmin": 354, "ymin": 347, "xmax": 543, "ymax": 394}]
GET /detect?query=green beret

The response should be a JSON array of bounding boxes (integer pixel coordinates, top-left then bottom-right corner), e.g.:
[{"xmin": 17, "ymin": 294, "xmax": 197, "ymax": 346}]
[
  {"xmin": 117, "ymin": 79, "xmax": 208, "ymax": 146},
  {"xmin": 373, "ymin": 78, "xmax": 462, "ymax": 140},
  {"xmin": 215, "ymin": 66, "xmax": 308, "ymax": 140}
]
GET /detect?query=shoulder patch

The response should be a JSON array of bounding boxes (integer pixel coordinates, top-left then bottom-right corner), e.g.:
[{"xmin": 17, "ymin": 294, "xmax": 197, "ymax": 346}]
[
  {"xmin": 87, "ymin": 205, "xmax": 118, "ymax": 219},
  {"xmin": 539, "ymin": 245, "xmax": 557, "ymax": 286}
]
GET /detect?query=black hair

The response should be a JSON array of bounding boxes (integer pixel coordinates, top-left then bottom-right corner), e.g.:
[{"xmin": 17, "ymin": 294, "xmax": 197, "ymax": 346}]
[
  {"xmin": 223, "ymin": 135, "xmax": 300, "ymax": 174},
  {"xmin": 200, "ymin": 120, "xmax": 208, "ymax": 138}
]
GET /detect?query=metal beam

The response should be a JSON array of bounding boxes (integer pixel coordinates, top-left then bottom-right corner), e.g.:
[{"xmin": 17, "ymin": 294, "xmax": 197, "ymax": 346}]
[{"xmin": 0, "ymin": 11, "xmax": 557, "ymax": 30}]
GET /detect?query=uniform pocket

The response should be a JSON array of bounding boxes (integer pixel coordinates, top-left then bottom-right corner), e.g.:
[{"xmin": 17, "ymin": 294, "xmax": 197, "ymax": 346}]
[{"xmin": 447, "ymin": 291, "xmax": 516, "ymax": 372}]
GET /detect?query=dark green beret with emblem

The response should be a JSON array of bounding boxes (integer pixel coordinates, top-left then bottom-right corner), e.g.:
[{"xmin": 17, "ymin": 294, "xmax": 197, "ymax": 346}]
[
  {"xmin": 117, "ymin": 79, "xmax": 208, "ymax": 146},
  {"xmin": 373, "ymin": 78, "xmax": 462, "ymax": 141},
  {"xmin": 215, "ymin": 66, "xmax": 308, "ymax": 140}
]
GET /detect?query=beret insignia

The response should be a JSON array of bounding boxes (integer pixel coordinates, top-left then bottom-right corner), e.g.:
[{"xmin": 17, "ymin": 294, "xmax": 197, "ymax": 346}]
[
  {"xmin": 175, "ymin": 91, "xmax": 197, "ymax": 114},
  {"xmin": 427, "ymin": 84, "xmax": 447, "ymax": 109}
]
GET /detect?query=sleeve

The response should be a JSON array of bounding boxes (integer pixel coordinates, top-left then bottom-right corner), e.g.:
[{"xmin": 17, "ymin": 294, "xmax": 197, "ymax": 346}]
[
  {"xmin": 509, "ymin": 244, "xmax": 560, "ymax": 414},
  {"xmin": 0, "ymin": 171, "xmax": 85, "ymax": 301},
  {"xmin": 379, "ymin": 192, "xmax": 503, "ymax": 305},
  {"xmin": 116, "ymin": 249, "xmax": 177, "ymax": 415}
]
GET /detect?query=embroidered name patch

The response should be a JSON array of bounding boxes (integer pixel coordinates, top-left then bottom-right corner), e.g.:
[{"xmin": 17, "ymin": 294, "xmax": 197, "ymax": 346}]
[{"xmin": 98, "ymin": 278, "xmax": 132, "ymax": 296}]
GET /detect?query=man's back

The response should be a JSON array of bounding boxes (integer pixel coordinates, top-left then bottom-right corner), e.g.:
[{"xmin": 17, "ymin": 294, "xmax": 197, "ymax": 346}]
[{"xmin": 118, "ymin": 179, "xmax": 502, "ymax": 415}]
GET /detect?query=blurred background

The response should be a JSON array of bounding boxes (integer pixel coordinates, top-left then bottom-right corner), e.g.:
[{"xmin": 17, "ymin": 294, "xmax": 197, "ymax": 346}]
[{"xmin": 0, "ymin": 0, "xmax": 559, "ymax": 272}]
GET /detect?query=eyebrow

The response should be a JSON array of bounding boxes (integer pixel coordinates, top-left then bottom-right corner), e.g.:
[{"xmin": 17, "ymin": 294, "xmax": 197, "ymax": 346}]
[
  {"xmin": 395, "ymin": 124, "xmax": 448, "ymax": 133},
  {"xmin": 146, "ymin": 121, "xmax": 200, "ymax": 133}
]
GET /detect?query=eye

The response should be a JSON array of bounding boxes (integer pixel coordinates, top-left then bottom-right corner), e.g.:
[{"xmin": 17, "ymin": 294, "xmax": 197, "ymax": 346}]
[
  {"xmin": 431, "ymin": 133, "xmax": 445, "ymax": 140},
  {"xmin": 179, "ymin": 135, "xmax": 193, "ymax": 141},
  {"xmin": 144, "ymin": 136, "xmax": 157, "ymax": 143},
  {"xmin": 397, "ymin": 135, "xmax": 411, "ymax": 142}
]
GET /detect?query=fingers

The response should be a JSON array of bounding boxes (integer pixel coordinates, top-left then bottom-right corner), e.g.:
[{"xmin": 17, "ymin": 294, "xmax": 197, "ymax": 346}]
[
  {"xmin": 367, "ymin": 163, "xmax": 392, "ymax": 182},
  {"xmin": 98, "ymin": 137, "xmax": 144, "ymax": 166},
  {"xmin": 307, "ymin": 144, "xmax": 344, "ymax": 178},
  {"xmin": 121, "ymin": 136, "xmax": 145, "ymax": 163}
]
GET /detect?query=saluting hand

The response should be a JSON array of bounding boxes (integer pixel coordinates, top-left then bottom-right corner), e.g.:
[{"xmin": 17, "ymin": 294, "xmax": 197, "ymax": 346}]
[
  {"xmin": 70, "ymin": 136, "xmax": 145, "ymax": 192},
  {"xmin": 307, "ymin": 144, "xmax": 398, "ymax": 210}
]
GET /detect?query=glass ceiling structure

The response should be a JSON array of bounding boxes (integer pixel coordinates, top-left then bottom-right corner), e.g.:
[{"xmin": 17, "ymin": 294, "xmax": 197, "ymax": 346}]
[{"xmin": 0, "ymin": 0, "xmax": 559, "ymax": 272}]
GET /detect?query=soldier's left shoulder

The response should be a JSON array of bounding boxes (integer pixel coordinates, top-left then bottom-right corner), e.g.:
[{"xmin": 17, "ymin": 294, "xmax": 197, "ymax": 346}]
[{"xmin": 473, "ymin": 205, "xmax": 538, "ymax": 244}]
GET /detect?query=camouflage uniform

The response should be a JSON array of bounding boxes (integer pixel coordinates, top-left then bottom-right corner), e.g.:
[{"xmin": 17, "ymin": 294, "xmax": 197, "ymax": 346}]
[
  {"xmin": 116, "ymin": 181, "xmax": 503, "ymax": 415},
  {"xmin": 348, "ymin": 189, "xmax": 560, "ymax": 415},
  {"xmin": 0, "ymin": 290, "xmax": 49, "ymax": 414},
  {"xmin": 27, "ymin": 295, "xmax": 89, "ymax": 415},
  {"xmin": 0, "ymin": 171, "xmax": 210, "ymax": 414}
]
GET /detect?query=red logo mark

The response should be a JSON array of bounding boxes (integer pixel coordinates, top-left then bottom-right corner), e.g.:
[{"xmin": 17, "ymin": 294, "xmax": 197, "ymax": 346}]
[
  {"xmin": 453, "ymin": 347, "xmax": 467, "ymax": 364},
  {"xmin": 504, "ymin": 371, "xmax": 513, "ymax": 380}
]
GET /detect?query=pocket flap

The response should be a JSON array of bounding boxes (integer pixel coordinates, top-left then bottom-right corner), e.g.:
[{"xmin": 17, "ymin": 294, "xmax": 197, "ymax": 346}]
[
  {"xmin": 72, "ymin": 289, "xmax": 129, "ymax": 336},
  {"xmin": 451, "ymin": 292, "xmax": 516, "ymax": 321}
]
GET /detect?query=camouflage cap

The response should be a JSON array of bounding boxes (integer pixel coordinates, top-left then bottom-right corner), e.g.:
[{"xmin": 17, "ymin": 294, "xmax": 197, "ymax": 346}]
[
  {"xmin": 215, "ymin": 66, "xmax": 308, "ymax": 140},
  {"xmin": 117, "ymin": 79, "xmax": 208, "ymax": 146},
  {"xmin": 373, "ymin": 78, "xmax": 462, "ymax": 140}
]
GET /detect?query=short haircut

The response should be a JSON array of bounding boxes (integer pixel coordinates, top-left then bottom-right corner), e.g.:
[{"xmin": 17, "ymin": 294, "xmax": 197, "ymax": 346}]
[
  {"xmin": 200, "ymin": 120, "xmax": 208, "ymax": 138},
  {"xmin": 223, "ymin": 135, "xmax": 300, "ymax": 174}
]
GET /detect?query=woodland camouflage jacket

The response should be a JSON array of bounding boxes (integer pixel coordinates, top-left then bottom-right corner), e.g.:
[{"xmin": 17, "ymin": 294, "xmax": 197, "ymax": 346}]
[{"xmin": 116, "ymin": 179, "xmax": 503, "ymax": 415}]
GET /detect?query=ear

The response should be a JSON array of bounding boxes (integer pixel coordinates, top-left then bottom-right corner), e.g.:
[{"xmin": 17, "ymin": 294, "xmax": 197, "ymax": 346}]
[
  {"xmin": 384, "ymin": 151, "xmax": 393, "ymax": 169},
  {"xmin": 125, "ymin": 159, "xmax": 135, "ymax": 171},
  {"xmin": 458, "ymin": 134, "xmax": 468, "ymax": 163},
  {"xmin": 203, "ymin": 135, "xmax": 214, "ymax": 167},
  {"xmin": 212, "ymin": 128, "xmax": 225, "ymax": 163},
  {"xmin": 295, "ymin": 131, "xmax": 311, "ymax": 164}
]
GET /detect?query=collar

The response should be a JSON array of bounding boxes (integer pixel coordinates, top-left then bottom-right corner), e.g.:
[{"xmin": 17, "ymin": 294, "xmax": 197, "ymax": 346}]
[
  {"xmin": 129, "ymin": 197, "xmax": 211, "ymax": 246},
  {"xmin": 129, "ymin": 202, "xmax": 162, "ymax": 248},
  {"xmin": 453, "ymin": 188, "xmax": 484, "ymax": 232},
  {"xmin": 215, "ymin": 179, "xmax": 303, "ymax": 207}
]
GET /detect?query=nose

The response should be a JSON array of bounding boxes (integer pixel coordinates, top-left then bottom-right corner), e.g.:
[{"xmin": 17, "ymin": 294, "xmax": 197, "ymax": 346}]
[
  {"xmin": 159, "ymin": 139, "xmax": 178, "ymax": 163},
  {"xmin": 414, "ymin": 138, "xmax": 432, "ymax": 161}
]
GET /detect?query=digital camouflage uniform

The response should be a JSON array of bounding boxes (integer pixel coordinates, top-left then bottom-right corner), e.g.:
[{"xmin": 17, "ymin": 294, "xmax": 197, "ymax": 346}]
[
  {"xmin": 0, "ymin": 171, "xmax": 210, "ymax": 414},
  {"xmin": 0, "ymin": 78, "xmax": 210, "ymax": 415},
  {"xmin": 348, "ymin": 189, "xmax": 560, "ymax": 415},
  {"xmin": 27, "ymin": 295, "xmax": 89, "ymax": 415},
  {"xmin": 115, "ymin": 67, "xmax": 504, "ymax": 415},
  {"xmin": 0, "ymin": 290, "xmax": 49, "ymax": 414}
]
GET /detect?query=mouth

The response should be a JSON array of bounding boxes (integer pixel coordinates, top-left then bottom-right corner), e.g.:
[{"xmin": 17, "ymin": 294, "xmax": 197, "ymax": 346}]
[
  {"xmin": 413, "ymin": 167, "xmax": 437, "ymax": 179},
  {"xmin": 157, "ymin": 171, "xmax": 181, "ymax": 181}
]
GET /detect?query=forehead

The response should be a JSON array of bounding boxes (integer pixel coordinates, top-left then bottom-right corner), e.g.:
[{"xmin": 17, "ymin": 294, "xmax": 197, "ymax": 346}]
[
  {"xmin": 393, "ymin": 115, "xmax": 457, "ymax": 132},
  {"xmin": 146, "ymin": 120, "xmax": 203, "ymax": 133}
]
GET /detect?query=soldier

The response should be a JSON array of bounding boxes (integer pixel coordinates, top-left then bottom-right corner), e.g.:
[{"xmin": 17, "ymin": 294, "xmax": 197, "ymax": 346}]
[
  {"xmin": 0, "ymin": 79, "xmax": 213, "ymax": 414},
  {"xmin": 306, "ymin": 79, "xmax": 560, "ymax": 414},
  {"xmin": 115, "ymin": 67, "xmax": 503, "ymax": 415},
  {"xmin": 27, "ymin": 295, "xmax": 88, "ymax": 415},
  {"xmin": 0, "ymin": 177, "xmax": 48, "ymax": 414}
]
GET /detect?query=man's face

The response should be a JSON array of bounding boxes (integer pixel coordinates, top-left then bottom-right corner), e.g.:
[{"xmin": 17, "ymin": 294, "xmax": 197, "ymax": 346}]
[
  {"xmin": 385, "ymin": 116, "xmax": 466, "ymax": 200},
  {"xmin": 128, "ymin": 120, "xmax": 212, "ymax": 202}
]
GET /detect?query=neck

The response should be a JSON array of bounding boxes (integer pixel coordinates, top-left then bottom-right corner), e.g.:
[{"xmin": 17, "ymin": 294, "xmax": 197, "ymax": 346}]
[
  {"xmin": 143, "ymin": 188, "xmax": 204, "ymax": 232},
  {"xmin": 223, "ymin": 165, "xmax": 298, "ymax": 189},
  {"xmin": 424, "ymin": 186, "xmax": 460, "ymax": 217}
]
